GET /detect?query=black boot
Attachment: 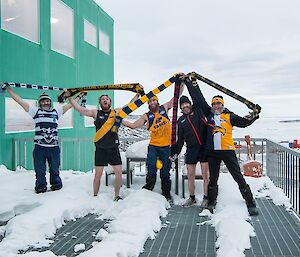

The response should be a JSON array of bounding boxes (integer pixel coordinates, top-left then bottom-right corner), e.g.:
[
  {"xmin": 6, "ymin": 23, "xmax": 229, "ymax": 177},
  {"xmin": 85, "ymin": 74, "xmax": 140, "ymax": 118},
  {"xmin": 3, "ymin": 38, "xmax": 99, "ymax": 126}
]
[
  {"xmin": 161, "ymin": 180, "xmax": 172, "ymax": 202},
  {"xmin": 142, "ymin": 175, "xmax": 156, "ymax": 191},
  {"xmin": 239, "ymin": 184, "xmax": 259, "ymax": 216},
  {"xmin": 207, "ymin": 185, "xmax": 218, "ymax": 213}
]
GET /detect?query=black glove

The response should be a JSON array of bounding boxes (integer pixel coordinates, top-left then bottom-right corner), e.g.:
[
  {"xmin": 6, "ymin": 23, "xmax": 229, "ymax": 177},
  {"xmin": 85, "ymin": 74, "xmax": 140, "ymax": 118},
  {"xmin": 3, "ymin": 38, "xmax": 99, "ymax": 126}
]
[
  {"xmin": 244, "ymin": 111, "xmax": 259, "ymax": 120},
  {"xmin": 1, "ymin": 82, "xmax": 7, "ymax": 90}
]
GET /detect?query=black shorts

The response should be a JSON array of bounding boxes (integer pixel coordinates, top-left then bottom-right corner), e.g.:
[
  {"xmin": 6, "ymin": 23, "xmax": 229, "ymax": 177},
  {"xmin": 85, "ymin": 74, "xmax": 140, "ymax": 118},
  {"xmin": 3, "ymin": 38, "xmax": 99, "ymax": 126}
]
[
  {"xmin": 185, "ymin": 145, "xmax": 208, "ymax": 164},
  {"xmin": 95, "ymin": 147, "xmax": 122, "ymax": 166}
]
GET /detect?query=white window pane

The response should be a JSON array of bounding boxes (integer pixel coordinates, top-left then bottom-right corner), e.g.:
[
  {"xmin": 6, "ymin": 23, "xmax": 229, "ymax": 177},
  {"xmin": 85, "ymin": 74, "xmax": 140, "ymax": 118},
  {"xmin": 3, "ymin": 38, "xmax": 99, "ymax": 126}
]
[
  {"xmin": 84, "ymin": 105, "xmax": 97, "ymax": 127},
  {"xmin": 5, "ymin": 99, "xmax": 73, "ymax": 133},
  {"xmin": 1, "ymin": 0, "xmax": 39, "ymax": 43},
  {"xmin": 99, "ymin": 30, "xmax": 110, "ymax": 55},
  {"xmin": 5, "ymin": 98, "xmax": 36, "ymax": 133},
  {"xmin": 84, "ymin": 19, "xmax": 97, "ymax": 47},
  {"xmin": 54, "ymin": 103, "xmax": 73, "ymax": 129},
  {"xmin": 51, "ymin": 0, "xmax": 74, "ymax": 58}
]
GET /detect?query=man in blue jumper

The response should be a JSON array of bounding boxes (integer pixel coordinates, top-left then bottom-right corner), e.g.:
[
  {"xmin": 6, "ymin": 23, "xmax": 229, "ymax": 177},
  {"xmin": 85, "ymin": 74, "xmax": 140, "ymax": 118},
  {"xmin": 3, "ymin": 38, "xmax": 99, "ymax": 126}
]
[{"xmin": 5, "ymin": 85, "xmax": 75, "ymax": 193}]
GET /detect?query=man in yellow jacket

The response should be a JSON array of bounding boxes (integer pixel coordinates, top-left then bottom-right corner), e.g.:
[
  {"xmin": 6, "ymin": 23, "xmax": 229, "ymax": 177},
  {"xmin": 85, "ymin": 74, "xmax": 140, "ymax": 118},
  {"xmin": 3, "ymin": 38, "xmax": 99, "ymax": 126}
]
[{"xmin": 198, "ymin": 92, "xmax": 259, "ymax": 216}]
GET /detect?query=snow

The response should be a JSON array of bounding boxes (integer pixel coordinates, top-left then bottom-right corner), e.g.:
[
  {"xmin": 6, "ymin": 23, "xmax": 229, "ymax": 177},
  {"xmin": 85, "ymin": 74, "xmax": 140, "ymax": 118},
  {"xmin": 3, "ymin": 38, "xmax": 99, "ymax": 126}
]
[
  {"xmin": 0, "ymin": 116, "xmax": 298, "ymax": 257},
  {"xmin": 0, "ymin": 163, "xmax": 293, "ymax": 257},
  {"xmin": 74, "ymin": 244, "xmax": 85, "ymax": 253}
]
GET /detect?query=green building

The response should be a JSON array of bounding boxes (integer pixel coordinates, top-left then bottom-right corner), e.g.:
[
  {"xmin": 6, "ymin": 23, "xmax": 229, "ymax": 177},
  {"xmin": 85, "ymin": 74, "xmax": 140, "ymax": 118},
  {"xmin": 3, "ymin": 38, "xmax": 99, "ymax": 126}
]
[{"xmin": 0, "ymin": 0, "xmax": 114, "ymax": 171}]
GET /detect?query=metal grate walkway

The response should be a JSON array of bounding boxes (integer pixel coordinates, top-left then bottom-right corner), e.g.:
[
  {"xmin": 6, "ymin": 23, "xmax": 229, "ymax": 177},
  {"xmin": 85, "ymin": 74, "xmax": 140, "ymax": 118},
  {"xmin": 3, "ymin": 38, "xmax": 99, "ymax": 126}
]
[
  {"xmin": 11, "ymin": 198, "xmax": 300, "ymax": 257},
  {"xmin": 140, "ymin": 205, "xmax": 216, "ymax": 257},
  {"xmin": 24, "ymin": 214, "xmax": 106, "ymax": 256},
  {"xmin": 245, "ymin": 198, "xmax": 300, "ymax": 257}
]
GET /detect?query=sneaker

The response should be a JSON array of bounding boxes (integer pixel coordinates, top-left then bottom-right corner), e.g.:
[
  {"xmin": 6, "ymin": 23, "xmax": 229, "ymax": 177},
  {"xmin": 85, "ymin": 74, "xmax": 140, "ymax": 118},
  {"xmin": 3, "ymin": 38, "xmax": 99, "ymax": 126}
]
[
  {"xmin": 182, "ymin": 197, "xmax": 197, "ymax": 207},
  {"xmin": 207, "ymin": 200, "xmax": 217, "ymax": 213},
  {"xmin": 114, "ymin": 196, "xmax": 123, "ymax": 202},
  {"xmin": 200, "ymin": 197, "xmax": 209, "ymax": 208}
]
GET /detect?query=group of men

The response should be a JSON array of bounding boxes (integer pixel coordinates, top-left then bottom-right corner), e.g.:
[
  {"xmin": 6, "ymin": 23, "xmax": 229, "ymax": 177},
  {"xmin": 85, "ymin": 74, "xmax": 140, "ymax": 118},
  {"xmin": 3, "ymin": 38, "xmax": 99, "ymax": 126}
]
[{"xmin": 4, "ymin": 73, "xmax": 259, "ymax": 215}]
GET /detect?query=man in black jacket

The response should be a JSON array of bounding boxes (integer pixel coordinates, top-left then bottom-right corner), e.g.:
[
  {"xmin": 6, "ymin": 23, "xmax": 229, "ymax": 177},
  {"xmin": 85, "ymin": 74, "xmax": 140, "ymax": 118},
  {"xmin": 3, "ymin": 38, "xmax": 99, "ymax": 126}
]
[
  {"xmin": 193, "ymin": 80, "xmax": 259, "ymax": 216},
  {"xmin": 171, "ymin": 78, "xmax": 210, "ymax": 207}
]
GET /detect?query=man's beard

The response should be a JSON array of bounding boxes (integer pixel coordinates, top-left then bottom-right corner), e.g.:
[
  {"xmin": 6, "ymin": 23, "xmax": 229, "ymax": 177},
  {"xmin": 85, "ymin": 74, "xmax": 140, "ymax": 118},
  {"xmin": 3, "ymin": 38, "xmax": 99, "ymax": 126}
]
[
  {"xmin": 149, "ymin": 104, "xmax": 159, "ymax": 113},
  {"xmin": 40, "ymin": 104, "xmax": 51, "ymax": 111},
  {"xmin": 212, "ymin": 107, "xmax": 224, "ymax": 115},
  {"xmin": 101, "ymin": 103, "xmax": 111, "ymax": 111},
  {"xmin": 182, "ymin": 106, "xmax": 192, "ymax": 115}
]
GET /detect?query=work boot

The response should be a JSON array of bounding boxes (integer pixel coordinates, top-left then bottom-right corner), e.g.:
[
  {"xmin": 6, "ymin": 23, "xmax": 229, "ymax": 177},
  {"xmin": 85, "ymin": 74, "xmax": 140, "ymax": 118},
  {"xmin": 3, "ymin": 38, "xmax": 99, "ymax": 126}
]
[
  {"xmin": 35, "ymin": 187, "xmax": 47, "ymax": 194},
  {"xmin": 239, "ymin": 184, "xmax": 259, "ymax": 216},
  {"xmin": 182, "ymin": 196, "xmax": 197, "ymax": 207},
  {"xmin": 142, "ymin": 175, "xmax": 156, "ymax": 191},
  {"xmin": 207, "ymin": 185, "xmax": 218, "ymax": 213}
]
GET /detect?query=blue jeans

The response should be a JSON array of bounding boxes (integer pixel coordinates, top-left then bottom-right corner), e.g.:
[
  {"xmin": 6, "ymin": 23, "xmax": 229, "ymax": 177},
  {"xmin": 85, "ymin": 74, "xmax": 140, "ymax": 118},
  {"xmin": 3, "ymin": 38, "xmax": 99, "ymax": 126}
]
[
  {"xmin": 33, "ymin": 145, "xmax": 62, "ymax": 191},
  {"xmin": 145, "ymin": 145, "xmax": 171, "ymax": 196}
]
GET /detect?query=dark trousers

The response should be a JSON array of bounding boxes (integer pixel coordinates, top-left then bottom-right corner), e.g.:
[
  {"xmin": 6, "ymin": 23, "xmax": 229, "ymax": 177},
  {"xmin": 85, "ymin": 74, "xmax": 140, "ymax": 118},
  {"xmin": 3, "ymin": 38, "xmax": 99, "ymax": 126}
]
[
  {"xmin": 145, "ymin": 145, "xmax": 171, "ymax": 196},
  {"xmin": 207, "ymin": 150, "xmax": 254, "ymax": 205},
  {"xmin": 33, "ymin": 145, "xmax": 62, "ymax": 191}
]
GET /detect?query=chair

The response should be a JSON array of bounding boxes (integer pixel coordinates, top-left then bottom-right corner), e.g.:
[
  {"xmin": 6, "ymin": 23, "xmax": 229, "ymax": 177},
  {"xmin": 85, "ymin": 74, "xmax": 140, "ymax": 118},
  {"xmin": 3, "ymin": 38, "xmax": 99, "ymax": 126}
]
[
  {"xmin": 105, "ymin": 152, "xmax": 134, "ymax": 186},
  {"xmin": 181, "ymin": 162, "xmax": 203, "ymax": 198}
]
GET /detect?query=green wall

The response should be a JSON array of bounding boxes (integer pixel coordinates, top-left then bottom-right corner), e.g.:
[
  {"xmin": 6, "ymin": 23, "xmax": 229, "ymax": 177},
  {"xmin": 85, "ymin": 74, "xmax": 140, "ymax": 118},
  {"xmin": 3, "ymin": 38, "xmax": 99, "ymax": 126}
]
[{"xmin": 0, "ymin": 0, "xmax": 114, "ymax": 171}]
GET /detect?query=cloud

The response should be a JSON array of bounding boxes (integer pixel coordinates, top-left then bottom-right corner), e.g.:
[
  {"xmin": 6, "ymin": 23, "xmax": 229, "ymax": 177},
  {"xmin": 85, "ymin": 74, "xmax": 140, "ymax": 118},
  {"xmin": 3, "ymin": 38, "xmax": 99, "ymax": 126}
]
[{"xmin": 95, "ymin": 0, "xmax": 300, "ymax": 117}]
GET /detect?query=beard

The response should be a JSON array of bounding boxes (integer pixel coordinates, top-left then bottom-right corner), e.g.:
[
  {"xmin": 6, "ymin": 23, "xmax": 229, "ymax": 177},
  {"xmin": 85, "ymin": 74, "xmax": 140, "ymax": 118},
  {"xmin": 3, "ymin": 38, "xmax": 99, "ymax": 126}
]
[
  {"xmin": 101, "ymin": 102, "xmax": 111, "ymax": 111},
  {"xmin": 181, "ymin": 106, "xmax": 192, "ymax": 115},
  {"xmin": 149, "ymin": 104, "xmax": 159, "ymax": 113},
  {"xmin": 212, "ymin": 106, "xmax": 224, "ymax": 115},
  {"xmin": 40, "ymin": 104, "xmax": 51, "ymax": 111}
]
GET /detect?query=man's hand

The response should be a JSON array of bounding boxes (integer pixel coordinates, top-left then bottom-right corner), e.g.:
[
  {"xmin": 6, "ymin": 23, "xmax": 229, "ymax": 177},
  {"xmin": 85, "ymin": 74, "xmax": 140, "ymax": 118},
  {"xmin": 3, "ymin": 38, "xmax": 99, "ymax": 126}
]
[
  {"xmin": 244, "ymin": 111, "xmax": 259, "ymax": 120},
  {"xmin": 169, "ymin": 154, "xmax": 178, "ymax": 162},
  {"xmin": 1, "ymin": 82, "xmax": 8, "ymax": 90},
  {"xmin": 176, "ymin": 73, "xmax": 188, "ymax": 81}
]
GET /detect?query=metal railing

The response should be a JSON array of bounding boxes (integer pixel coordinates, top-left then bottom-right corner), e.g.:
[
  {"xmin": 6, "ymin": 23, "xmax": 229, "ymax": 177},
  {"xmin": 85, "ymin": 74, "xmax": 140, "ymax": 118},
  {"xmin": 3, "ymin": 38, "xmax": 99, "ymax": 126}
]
[
  {"xmin": 13, "ymin": 137, "xmax": 300, "ymax": 213},
  {"xmin": 13, "ymin": 137, "xmax": 146, "ymax": 172},
  {"xmin": 265, "ymin": 139, "xmax": 300, "ymax": 214}
]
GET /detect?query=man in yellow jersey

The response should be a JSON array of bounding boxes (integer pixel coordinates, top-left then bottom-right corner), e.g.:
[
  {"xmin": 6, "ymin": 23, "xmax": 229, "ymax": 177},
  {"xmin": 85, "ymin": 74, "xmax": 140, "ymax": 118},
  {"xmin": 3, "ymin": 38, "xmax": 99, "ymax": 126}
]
[
  {"xmin": 198, "ymin": 93, "xmax": 259, "ymax": 216},
  {"xmin": 122, "ymin": 85, "xmax": 184, "ymax": 201}
]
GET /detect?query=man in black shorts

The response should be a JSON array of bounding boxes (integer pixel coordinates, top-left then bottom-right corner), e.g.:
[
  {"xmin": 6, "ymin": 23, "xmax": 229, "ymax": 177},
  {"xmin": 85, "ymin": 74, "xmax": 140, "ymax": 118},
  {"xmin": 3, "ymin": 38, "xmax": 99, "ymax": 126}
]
[
  {"xmin": 68, "ymin": 93, "xmax": 139, "ymax": 201},
  {"xmin": 171, "ymin": 77, "xmax": 210, "ymax": 207}
]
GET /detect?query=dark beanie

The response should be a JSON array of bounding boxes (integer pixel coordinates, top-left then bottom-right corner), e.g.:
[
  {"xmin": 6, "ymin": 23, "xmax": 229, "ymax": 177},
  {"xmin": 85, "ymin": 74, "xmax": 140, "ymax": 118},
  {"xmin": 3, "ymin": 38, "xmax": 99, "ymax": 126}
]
[
  {"xmin": 179, "ymin": 95, "xmax": 191, "ymax": 106},
  {"xmin": 39, "ymin": 92, "xmax": 51, "ymax": 102}
]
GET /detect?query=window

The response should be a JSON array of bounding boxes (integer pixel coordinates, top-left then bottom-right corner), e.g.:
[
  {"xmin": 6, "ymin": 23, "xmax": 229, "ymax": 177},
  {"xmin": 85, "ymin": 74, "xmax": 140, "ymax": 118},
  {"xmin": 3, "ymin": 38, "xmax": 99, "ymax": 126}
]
[
  {"xmin": 5, "ymin": 98, "xmax": 73, "ymax": 133},
  {"xmin": 5, "ymin": 98, "xmax": 36, "ymax": 133},
  {"xmin": 1, "ymin": 0, "xmax": 39, "ymax": 43},
  {"xmin": 99, "ymin": 30, "xmax": 110, "ymax": 55},
  {"xmin": 84, "ymin": 105, "xmax": 97, "ymax": 127},
  {"xmin": 54, "ymin": 103, "xmax": 73, "ymax": 129},
  {"xmin": 51, "ymin": 0, "xmax": 74, "ymax": 58},
  {"xmin": 84, "ymin": 19, "xmax": 97, "ymax": 47}
]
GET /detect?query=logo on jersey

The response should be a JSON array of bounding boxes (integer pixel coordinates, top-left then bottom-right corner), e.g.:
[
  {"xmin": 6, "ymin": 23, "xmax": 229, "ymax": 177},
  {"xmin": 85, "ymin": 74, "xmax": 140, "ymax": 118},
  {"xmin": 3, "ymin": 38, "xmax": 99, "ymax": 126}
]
[{"xmin": 212, "ymin": 126, "xmax": 226, "ymax": 136}]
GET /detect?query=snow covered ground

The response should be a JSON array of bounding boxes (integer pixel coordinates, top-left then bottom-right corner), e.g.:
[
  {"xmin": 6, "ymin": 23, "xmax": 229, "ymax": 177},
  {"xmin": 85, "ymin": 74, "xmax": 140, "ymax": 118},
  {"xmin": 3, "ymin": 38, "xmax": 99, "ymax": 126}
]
[
  {"xmin": 0, "ymin": 115, "xmax": 298, "ymax": 257},
  {"xmin": 0, "ymin": 163, "xmax": 293, "ymax": 257}
]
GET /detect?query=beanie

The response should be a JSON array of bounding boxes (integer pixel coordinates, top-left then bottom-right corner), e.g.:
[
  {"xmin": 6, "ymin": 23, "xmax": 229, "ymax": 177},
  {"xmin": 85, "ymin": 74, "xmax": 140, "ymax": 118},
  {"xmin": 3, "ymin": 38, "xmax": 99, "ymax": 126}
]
[
  {"xmin": 39, "ymin": 92, "xmax": 51, "ymax": 102},
  {"xmin": 211, "ymin": 95, "xmax": 224, "ymax": 106},
  {"xmin": 179, "ymin": 95, "xmax": 191, "ymax": 106}
]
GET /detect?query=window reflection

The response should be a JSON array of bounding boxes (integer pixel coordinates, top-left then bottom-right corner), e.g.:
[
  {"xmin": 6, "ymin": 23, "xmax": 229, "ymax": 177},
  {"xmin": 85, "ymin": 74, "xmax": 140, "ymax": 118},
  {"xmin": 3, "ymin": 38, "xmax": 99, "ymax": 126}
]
[
  {"xmin": 5, "ymin": 98, "xmax": 74, "ymax": 133},
  {"xmin": 1, "ymin": 0, "xmax": 39, "ymax": 43},
  {"xmin": 51, "ymin": 0, "xmax": 74, "ymax": 58},
  {"xmin": 84, "ymin": 19, "xmax": 97, "ymax": 47},
  {"xmin": 99, "ymin": 30, "xmax": 110, "ymax": 55}
]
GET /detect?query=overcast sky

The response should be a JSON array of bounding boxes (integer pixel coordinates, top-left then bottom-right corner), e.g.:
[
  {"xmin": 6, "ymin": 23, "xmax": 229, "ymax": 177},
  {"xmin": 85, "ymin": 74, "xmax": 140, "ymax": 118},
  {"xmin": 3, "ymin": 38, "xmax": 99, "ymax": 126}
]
[{"xmin": 95, "ymin": 0, "xmax": 300, "ymax": 118}]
